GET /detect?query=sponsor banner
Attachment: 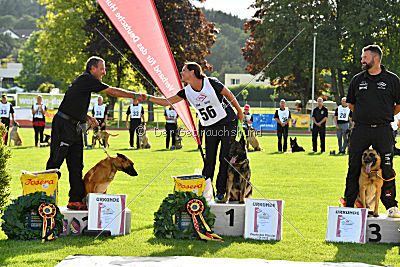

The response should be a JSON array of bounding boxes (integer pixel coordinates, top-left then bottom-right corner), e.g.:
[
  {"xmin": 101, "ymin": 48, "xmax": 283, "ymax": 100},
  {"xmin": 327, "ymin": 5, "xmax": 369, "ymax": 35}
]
[
  {"xmin": 252, "ymin": 113, "xmax": 277, "ymax": 131},
  {"xmin": 290, "ymin": 114, "xmax": 310, "ymax": 128},
  {"xmin": 20, "ymin": 169, "xmax": 59, "ymax": 204},
  {"xmin": 97, "ymin": 0, "xmax": 200, "ymax": 145},
  {"xmin": 16, "ymin": 93, "xmax": 100, "ymax": 110},
  {"xmin": 326, "ymin": 206, "xmax": 367, "ymax": 243},
  {"xmin": 244, "ymin": 198, "xmax": 284, "ymax": 240},
  {"xmin": 88, "ymin": 193, "xmax": 127, "ymax": 236},
  {"xmin": 173, "ymin": 175, "xmax": 206, "ymax": 196}
]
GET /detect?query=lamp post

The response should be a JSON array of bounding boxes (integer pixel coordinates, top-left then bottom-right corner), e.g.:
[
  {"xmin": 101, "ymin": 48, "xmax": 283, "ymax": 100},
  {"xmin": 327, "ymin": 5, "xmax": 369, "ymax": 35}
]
[{"xmin": 310, "ymin": 32, "xmax": 317, "ymax": 130}]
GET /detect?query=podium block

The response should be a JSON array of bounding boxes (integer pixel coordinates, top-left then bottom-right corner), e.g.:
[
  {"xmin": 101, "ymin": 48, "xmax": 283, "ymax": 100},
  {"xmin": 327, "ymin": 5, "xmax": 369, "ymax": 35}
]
[
  {"xmin": 59, "ymin": 206, "xmax": 131, "ymax": 235},
  {"xmin": 209, "ymin": 202, "xmax": 245, "ymax": 236},
  {"xmin": 366, "ymin": 213, "xmax": 400, "ymax": 243}
]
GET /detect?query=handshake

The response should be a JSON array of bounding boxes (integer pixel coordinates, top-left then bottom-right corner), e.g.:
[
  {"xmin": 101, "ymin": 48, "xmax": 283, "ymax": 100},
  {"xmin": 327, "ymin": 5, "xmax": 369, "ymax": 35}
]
[{"xmin": 134, "ymin": 93, "xmax": 151, "ymax": 102}]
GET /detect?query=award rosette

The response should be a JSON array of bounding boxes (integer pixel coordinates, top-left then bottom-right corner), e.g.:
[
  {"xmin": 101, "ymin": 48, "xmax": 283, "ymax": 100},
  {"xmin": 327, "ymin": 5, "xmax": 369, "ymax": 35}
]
[
  {"xmin": 186, "ymin": 198, "xmax": 222, "ymax": 242},
  {"xmin": 38, "ymin": 203, "xmax": 57, "ymax": 242}
]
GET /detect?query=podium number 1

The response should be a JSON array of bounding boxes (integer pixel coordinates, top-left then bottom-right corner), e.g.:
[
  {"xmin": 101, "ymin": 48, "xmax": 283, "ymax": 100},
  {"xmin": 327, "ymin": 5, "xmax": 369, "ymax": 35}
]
[{"xmin": 226, "ymin": 209, "xmax": 234, "ymax": 226}]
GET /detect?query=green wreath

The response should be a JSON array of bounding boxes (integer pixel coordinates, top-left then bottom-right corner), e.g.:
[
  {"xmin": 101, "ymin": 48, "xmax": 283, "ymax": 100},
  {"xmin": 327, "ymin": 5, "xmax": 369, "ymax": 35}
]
[
  {"xmin": 154, "ymin": 191, "xmax": 216, "ymax": 240},
  {"xmin": 1, "ymin": 192, "xmax": 64, "ymax": 240}
]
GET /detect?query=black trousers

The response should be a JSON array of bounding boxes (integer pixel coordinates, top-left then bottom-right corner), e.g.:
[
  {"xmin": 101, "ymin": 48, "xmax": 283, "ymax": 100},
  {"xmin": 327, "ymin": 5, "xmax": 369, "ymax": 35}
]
[
  {"xmin": 95, "ymin": 118, "xmax": 106, "ymax": 130},
  {"xmin": 129, "ymin": 120, "xmax": 141, "ymax": 148},
  {"xmin": 165, "ymin": 123, "xmax": 177, "ymax": 148},
  {"xmin": 33, "ymin": 125, "xmax": 45, "ymax": 145},
  {"xmin": 277, "ymin": 125, "xmax": 289, "ymax": 152},
  {"xmin": 202, "ymin": 120, "xmax": 237, "ymax": 195},
  {"xmin": 312, "ymin": 125, "xmax": 326, "ymax": 152},
  {"xmin": 46, "ymin": 115, "xmax": 85, "ymax": 202},
  {"xmin": 344, "ymin": 124, "xmax": 397, "ymax": 209},
  {"xmin": 1, "ymin": 118, "xmax": 10, "ymax": 145}
]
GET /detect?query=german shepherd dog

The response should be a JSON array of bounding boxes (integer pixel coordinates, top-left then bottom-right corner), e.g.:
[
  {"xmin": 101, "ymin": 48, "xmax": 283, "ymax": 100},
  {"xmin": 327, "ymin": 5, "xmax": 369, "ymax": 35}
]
[
  {"xmin": 92, "ymin": 127, "xmax": 119, "ymax": 148},
  {"xmin": 248, "ymin": 127, "xmax": 262, "ymax": 151},
  {"xmin": 83, "ymin": 153, "xmax": 138, "ymax": 203},
  {"xmin": 290, "ymin": 137, "xmax": 305, "ymax": 152},
  {"xmin": 356, "ymin": 149, "xmax": 383, "ymax": 217},
  {"xmin": 222, "ymin": 136, "xmax": 252, "ymax": 203},
  {"xmin": 9, "ymin": 121, "xmax": 22, "ymax": 146},
  {"xmin": 138, "ymin": 124, "xmax": 151, "ymax": 149}
]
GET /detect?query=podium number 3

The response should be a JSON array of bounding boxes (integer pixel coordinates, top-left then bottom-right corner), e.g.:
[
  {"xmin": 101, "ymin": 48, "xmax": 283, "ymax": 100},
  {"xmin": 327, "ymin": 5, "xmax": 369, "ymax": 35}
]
[
  {"xmin": 368, "ymin": 224, "xmax": 381, "ymax": 242},
  {"xmin": 226, "ymin": 209, "xmax": 234, "ymax": 226}
]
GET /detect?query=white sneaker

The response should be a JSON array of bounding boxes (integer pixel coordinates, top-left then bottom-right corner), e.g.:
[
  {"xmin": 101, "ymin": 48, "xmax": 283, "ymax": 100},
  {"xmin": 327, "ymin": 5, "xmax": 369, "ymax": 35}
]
[
  {"xmin": 387, "ymin": 207, "xmax": 400, "ymax": 218},
  {"xmin": 128, "ymin": 147, "xmax": 134, "ymax": 150}
]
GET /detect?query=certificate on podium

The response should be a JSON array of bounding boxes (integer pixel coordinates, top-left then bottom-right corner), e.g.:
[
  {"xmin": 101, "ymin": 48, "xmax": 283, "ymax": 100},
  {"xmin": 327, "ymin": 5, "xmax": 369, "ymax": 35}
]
[
  {"xmin": 326, "ymin": 206, "xmax": 368, "ymax": 243},
  {"xmin": 88, "ymin": 193, "xmax": 127, "ymax": 236},
  {"xmin": 244, "ymin": 198, "xmax": 284, "ymax": 240}
]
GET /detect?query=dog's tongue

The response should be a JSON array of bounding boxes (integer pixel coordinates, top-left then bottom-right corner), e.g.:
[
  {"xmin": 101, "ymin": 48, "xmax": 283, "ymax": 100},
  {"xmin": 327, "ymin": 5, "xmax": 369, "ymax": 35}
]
[
  {"xmin": 366, "ymin": 162, "xmax": 373, "ymax": 173},
  {"xmin": 230, "ymin": 157, "xmax": 237, "ymax": 164}
]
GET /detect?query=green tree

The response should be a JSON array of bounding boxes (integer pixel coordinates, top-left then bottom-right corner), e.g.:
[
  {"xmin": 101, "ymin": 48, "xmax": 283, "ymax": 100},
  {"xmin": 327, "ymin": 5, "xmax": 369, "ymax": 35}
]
[
  {"xmin": 243, "ymin": 0, "xmax": 400, "ymax": 106},
  {"xmin": 16, "ymin": 31, "xmax": 59, "ymax": 91},
  {"xmin": 0, "ymin": 124, "xmax": 11, "ymax": 211},
  {"xmin": 14, "ymin": 14, "xmax": 37, "ymax": 29},
  {"xmin": 0, "ymin": 0, "xmax": 46, "ymax": 18},
  {"xmin": 38, "ymin": 82, "xmax": 55, "ymax": 93},
  {"xmin": 0, "ymin": 15, "xmax": 17, "ymax": 28}
]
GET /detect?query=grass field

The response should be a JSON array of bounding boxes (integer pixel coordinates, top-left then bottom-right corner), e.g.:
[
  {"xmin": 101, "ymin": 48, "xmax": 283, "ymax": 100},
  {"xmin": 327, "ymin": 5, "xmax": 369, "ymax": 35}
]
[{"xmin": 1, "ymin": 128, "xmax": 399, "ymax": 266}]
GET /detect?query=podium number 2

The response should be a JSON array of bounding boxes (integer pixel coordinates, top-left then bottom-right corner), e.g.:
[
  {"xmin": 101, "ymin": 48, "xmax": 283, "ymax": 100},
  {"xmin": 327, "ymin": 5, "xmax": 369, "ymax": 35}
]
[
  {"xmin": 226, "ymin": 209, "xmax": 234, "ymax": 226},
  {"xmin": 368, "ymin": 224, "xmax": 381, "ymax": 242}
]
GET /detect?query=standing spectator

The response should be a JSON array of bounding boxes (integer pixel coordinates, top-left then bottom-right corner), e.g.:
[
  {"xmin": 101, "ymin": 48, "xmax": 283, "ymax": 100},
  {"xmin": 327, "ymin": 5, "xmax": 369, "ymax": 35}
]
[
  {"xmin": 341, "ymin": 44, "xmax": 400, "ymax": 217},
  {"xmin": 242, "ymin": 104, "xmax": 253, "ymax": 150},
  {"xmin": 164, "ymin": 105, "xmax": 178, "ymax": 149},
  {"xmin": 32, "ymin": 95, "xmax": 47, "ymax": 147},
  {"xmin": 312, "ymin": 97, "xmax": 328, "ymax": 153},
  {"xmin": 274, "ymin": 99, "xmax": 291, "ymax": 152},
  {"xmin": 0, "ymin": 95, "xmax": 15, "ymax": 145},
  {"xmin": 126, "ymin": 99, "xmax": 145, "ymax": 149},
  {"xmin": 391, "ymin": 113, "xmax": 400, "ymax": 155},
  {"xmin": 334, "ymin": 97, "xmax": 353, "ymax": 154},
  {"xmin": 92, "ymin": 96, "xmax": 108, "ymax": 130}
]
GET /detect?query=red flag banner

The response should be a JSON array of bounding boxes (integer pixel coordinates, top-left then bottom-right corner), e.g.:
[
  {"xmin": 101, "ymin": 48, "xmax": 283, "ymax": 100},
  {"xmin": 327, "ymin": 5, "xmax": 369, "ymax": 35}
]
[{"xmin": 97, "ymin": 0, "xmax": 200, "ymax": 144}]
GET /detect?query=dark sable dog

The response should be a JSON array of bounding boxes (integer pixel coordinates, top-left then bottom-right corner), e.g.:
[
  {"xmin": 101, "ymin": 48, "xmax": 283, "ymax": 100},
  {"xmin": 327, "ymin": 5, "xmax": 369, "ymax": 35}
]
[
  {"xmin": 290, "ymin": 137, "xmax": 305, "ymax": 152},
  {"xmin": 222, "ymin": 136, "xmax": 252, "ymax": 203},
  {"xmin": 356, "ymin": 149, "xmax": 383, "ymax": 217},
  {"xmin": 83, "ymin": 153, "xmax": 138, "ymax": 202}
]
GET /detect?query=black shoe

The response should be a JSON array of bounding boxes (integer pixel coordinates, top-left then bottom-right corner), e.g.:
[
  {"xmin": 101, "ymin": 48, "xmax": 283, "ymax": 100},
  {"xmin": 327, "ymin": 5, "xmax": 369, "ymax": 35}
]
[{"xmin": 215, "ymin": 193, "xmax": 224, "ymax": 203}]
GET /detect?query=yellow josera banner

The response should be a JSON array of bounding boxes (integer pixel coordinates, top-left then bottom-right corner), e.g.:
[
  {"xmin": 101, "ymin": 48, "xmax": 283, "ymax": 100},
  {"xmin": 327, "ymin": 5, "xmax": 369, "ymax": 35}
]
[
  {"xmin": 290, "ymin": 114, "xmax": 310, "ymax": 128},
  {"xmin": 174, "ymin": 177, "xmax": 205, "ymax": 196},
  {"xmin": 21, "ymin": 173, "xmax": 59, "ymax": 204}
]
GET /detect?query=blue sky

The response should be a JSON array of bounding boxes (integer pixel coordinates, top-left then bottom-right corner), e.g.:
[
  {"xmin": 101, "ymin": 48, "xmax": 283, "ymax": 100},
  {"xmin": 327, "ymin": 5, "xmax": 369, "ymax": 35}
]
[{"xmin": 191, "ymin": 0, "xmax": 256, "ymax": 19}]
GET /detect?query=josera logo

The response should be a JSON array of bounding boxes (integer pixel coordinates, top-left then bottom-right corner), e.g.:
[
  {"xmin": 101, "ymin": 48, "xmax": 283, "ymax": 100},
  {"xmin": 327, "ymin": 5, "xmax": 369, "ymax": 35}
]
[
  {"xmin": 176, "ymin": 182, "xmax": 203, "ymax": 190},
  {"xmin": 25, "ymin": 179, "xmax": 54, "ymax": 186}
]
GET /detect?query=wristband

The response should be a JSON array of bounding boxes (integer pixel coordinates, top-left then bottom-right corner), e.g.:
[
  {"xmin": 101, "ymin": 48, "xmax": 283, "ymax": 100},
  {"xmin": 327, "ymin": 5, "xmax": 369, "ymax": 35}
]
[
  {"xmin": 147, "ymin": 95, "xmax": 151, "ymax": 101},
  {"xmin": 133, "ymin": 94, "xmax": 137, "ymax": 100}
]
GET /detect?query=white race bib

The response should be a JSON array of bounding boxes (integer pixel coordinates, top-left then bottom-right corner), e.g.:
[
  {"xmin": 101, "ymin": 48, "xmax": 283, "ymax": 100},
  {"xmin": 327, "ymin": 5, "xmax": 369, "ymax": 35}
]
[
  {"xmin": 277, "ymin": 107, "xmax": 289, "ymax": 123},
  {"xmin": 130, "ymin": 104, "xmax": 142, "ymax": 119},
  {"xmin": 185, "ymin": 78, "xmax": 227, "ymax": 126},
  {"xmin": 93, "ymin": 104, "xmax": 106, "ymax": 119},
  {"xmin": 0, "ymin": 102, "xmax": 11, "ymax": 118},
  {"xmin": 33, "ymin": 104, "xmax": 46, "ymax": 119},
  {"xmin": 338, "ymin": 105, "xmax": 350, "ymax": 121}
]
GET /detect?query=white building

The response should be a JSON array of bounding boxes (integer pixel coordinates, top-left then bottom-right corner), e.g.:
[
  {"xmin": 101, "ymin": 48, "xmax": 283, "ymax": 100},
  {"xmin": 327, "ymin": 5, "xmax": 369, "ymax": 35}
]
[
  {"xmin": 0, "ymin": 63, "xmax": 23, "ymax": 88},
  {"xmin": 224, "ymin": 73, "xmax": 270, "ymax": 87}
]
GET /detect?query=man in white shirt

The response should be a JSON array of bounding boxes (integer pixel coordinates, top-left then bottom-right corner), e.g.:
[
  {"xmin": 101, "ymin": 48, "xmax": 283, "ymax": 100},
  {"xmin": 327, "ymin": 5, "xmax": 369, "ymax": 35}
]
[{"xmin": 334, "ymin": 97, "xmax": 353, "ymax": 154}]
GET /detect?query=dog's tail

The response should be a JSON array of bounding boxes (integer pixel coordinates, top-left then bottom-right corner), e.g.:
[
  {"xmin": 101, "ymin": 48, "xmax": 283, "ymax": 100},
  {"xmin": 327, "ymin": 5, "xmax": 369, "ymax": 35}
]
[{"xmin": 110, "ymin": 133, "xmax": 119, "ymax": 137}]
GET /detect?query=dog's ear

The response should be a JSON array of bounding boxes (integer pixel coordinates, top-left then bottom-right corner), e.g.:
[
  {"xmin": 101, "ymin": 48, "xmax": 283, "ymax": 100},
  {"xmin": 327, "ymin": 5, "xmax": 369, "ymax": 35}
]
[
  {"xmin": 294, "ymin": 137, "xmax": 297, "ymax": 141},
  {"xmin": 290, "ymin": 137, "xmax": 293, "ymax": 141},
  {"xmin": 117, "ymin": 153, "xmax": 127, "ymax": 160}
]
